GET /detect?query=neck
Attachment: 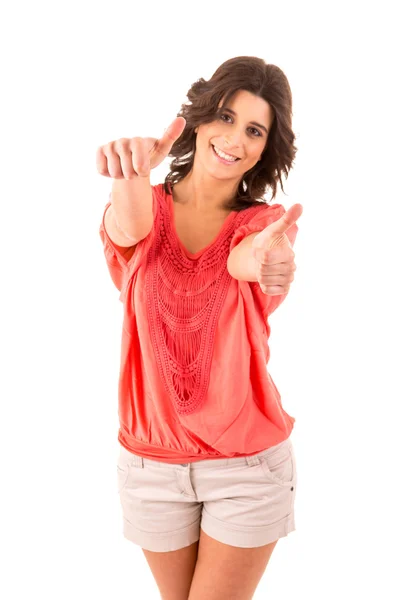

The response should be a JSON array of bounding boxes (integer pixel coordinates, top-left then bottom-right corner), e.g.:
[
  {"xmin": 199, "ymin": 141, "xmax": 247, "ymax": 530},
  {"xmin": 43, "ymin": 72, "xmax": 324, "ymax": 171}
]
[{"xmin": 172, "ymin": 170, "xmax": 239, "ymax": 213}]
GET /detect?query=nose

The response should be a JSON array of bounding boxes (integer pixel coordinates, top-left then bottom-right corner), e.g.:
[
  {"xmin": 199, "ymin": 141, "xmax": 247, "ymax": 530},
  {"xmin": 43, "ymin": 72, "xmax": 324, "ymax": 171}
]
[
  {"xmin": 223, "ymin": 127, "xmax": 244, "ymax": 148},
  {"xmin": 223, "ymin": 134, "xmax": 241, "ymax": 148}
]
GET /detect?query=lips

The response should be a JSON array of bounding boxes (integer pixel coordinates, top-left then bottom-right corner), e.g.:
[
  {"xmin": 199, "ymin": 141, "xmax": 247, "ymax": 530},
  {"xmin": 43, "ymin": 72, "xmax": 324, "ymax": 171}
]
[{"xmin": 211, "ymin": 144, "xmax": 240, "ymax": 162}]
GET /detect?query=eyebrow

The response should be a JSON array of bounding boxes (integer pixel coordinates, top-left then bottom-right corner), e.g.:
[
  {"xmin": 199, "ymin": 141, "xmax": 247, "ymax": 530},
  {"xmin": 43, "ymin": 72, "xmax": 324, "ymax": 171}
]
[{"xmin": 221, "ymin": 107, "xmax": 269, "ymax": 134}]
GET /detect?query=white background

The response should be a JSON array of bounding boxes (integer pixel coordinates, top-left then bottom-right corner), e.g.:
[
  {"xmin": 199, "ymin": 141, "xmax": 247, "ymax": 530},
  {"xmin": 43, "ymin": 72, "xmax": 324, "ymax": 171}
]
[{"xmin": 1, "ymin": 0, "xmax": 399, "ymax": 598}]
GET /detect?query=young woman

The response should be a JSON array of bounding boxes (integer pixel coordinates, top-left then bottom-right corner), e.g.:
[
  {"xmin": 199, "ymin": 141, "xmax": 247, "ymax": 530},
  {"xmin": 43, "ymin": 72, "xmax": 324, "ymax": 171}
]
[{"xmin": 96, "ymin": 55, "xmax": 303, "ymax": 600}]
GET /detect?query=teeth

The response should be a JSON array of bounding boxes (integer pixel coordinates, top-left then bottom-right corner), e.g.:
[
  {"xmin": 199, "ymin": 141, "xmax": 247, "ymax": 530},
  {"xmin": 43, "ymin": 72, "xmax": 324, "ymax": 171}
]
[{"xmin": 213, "ymin": 145, "xmax": 238, "ymax": 161}]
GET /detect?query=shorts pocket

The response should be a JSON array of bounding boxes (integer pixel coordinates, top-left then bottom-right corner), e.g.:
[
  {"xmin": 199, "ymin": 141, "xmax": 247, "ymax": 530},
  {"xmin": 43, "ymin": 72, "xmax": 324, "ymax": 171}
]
[
  {"xmin": 259, "ymin": 439, "xmax": 296, "ymax": 487},
  {"xmin": 117, "ymin": 448, "xmax": 133, "ymax": 494}
]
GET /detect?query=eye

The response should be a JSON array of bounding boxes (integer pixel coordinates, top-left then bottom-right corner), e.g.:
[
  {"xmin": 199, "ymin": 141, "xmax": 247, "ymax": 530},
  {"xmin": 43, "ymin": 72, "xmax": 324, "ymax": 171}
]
[
  {"xmin": 220, "ymin": 113, "xmax": 232, "ymax": 123},
  {"xmin": 219, "ymin": 114, "xmax": 262, "ymax": 137},
  {"xmin": 249, "ymin": 127, "xmax": 262, "ymax": 137}
]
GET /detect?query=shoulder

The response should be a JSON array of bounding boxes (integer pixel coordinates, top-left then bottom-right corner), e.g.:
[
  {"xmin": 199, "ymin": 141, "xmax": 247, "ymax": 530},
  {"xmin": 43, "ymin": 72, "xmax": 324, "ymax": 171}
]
[
  {"xmin": 229, "ymin": 202, "xmax": 286, "ymax": 251},
  {"xmin": 150, "ymin": 182, "xmax": 171, "ymax": 217},
  {"xmin": 152, "ymin": 182, "xmax": 169, "ymax": 203},
  {"xmin": 235, "ymin": 201, "xmax": 285, "ymax": 227}
]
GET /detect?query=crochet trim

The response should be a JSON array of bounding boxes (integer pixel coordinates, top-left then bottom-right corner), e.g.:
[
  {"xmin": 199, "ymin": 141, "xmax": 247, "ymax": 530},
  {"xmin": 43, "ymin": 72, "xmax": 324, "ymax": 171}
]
[{"xmin": 144, "ymin": 186, "xmax": 267, "ymax": 415}]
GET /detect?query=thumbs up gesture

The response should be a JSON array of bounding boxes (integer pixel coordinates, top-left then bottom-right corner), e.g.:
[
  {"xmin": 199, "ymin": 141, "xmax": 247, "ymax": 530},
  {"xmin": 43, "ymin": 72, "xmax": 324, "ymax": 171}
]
[
  {"xmin": 251, "ymin": 204, "xmax": 303, "ymax": 296},
  {"xmin": 96, "ymin": 117, "xmax": 186, "ymax": 179}
]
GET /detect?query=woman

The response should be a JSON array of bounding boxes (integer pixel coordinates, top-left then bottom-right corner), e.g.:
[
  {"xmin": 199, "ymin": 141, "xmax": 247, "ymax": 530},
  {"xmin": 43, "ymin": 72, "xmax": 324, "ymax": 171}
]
[{"xmin": 96, "ymin": 55, "xmax": 303, "ymax": 600}]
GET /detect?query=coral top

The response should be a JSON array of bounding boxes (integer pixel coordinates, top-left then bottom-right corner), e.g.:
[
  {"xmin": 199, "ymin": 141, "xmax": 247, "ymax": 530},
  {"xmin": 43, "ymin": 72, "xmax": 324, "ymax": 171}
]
[{"xmin": 99, "ymin": 183, "xmax": 298, "ymax": 463}]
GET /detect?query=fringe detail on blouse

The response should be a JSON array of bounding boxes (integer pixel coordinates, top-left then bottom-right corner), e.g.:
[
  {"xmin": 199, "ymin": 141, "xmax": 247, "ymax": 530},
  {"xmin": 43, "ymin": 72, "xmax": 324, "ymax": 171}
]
[{"xmin": 145, "ymin": 189, "xmax": 267, "ymax": 416}]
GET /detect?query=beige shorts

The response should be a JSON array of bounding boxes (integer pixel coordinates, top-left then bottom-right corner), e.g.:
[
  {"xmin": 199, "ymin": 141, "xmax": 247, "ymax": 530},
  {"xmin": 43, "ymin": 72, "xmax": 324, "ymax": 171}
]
[{"xmin": 117, "ymin": 437, "xmax": 297, "ymax": 552}]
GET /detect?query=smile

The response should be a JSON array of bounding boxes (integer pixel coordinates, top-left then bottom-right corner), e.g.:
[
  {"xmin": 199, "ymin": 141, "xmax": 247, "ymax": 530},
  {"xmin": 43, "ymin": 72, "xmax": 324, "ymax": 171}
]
[{"xmin": 211, "ymin": 145, "xmax": 241, "ymax": 164}]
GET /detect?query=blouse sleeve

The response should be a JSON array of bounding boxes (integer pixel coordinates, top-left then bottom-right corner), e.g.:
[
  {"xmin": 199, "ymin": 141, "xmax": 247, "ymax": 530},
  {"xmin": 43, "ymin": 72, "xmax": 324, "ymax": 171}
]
[
  {"xmin": 98, "ymin": 191, "xmax": 158, "ymax": 301},
  {"xmin": 230, "ymin": 203, "xmax": 299, "ymax": 317}
]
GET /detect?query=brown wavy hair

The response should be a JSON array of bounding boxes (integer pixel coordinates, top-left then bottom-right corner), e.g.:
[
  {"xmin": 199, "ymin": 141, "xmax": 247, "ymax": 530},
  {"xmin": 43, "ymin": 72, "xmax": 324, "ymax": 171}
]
[{"xmin": 163, "ymin": 56, "xmax": 298, "ymax": 212}]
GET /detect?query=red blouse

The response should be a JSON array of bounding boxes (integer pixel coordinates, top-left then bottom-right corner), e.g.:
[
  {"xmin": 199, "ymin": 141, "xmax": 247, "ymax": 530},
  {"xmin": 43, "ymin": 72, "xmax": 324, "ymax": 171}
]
[{"xmin": 99, "ymin": 183, "xmax": 299, "ymax": 463}]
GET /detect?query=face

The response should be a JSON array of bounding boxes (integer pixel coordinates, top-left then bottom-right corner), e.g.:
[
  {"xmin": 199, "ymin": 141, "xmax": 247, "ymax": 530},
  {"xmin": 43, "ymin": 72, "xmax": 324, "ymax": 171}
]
[{"xmin": 193, "ymin": 89, "xmax": 274, "ymax": 182}]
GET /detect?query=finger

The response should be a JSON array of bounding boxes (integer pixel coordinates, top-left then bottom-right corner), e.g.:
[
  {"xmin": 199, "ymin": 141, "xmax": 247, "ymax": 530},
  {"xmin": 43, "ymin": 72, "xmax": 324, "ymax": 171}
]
[
  {"xmin": 112, "ymin": 138, "xmax": 136, "ymax": 179},
  {"xmin": 96, "ymin": 146, "xmax": 110, "ymax": 177},
  {"xmin": 257, "ymin": 262, "xmax": 296, "ymax": 276},
  {"xmin": 129, "ymin": 138, "xmax": 151, "ymax": 178},
  {"xmin": 259, "ymin": 284, "xmax": 288, "ymax": 296},
  {"xmin": 257, "ymin": 272, "xmax": 295, "ymax": 288},
  {"xmin": 153, "ymin": 117, "xmax": 186, "ymax": 159},
  {"xmin": 253, "ymin": 246, "xmax": 295, "ymax": 265},
  {"xmin": 102, "ymin": 142, "xmax": 124, "ymax": 179}
]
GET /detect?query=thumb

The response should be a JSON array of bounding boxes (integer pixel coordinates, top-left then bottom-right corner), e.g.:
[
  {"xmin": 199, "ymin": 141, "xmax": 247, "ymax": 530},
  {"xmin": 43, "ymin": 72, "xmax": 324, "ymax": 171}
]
[
  {"xmin": 252, "ymin": 203, "xmax": 303, "ymax": 248},
  {"xmin": 154, "ymin": 117, "xmax": 186, "ymax": 159}
]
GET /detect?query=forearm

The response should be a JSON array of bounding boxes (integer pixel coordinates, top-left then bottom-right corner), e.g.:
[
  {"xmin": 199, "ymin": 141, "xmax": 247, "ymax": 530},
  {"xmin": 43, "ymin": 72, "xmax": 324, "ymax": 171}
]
[
  {"xmin": 111, "ymin": 176, "xmax": 154, "ymax": 242},
  {"xmin": 227, "ymin": 231, "xmax": 259, "ymax": 282}
]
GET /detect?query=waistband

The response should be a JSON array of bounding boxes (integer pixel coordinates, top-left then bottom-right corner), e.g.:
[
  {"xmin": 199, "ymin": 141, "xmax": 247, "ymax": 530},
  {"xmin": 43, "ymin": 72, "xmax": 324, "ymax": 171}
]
[{"xmin": 119, "ymin": 438, "xmax": 292, "ymax": 470}]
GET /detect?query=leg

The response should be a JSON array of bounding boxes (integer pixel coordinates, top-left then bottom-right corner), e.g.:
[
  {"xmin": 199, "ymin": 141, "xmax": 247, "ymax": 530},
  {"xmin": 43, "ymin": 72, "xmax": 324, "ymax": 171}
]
[
  {"xmin": 142, "ymin": 540, "xmax": 199, "ymax": 600},
  {"xmin": 188, "ymin": 529, "xmax": 278, "ymax": 600},
  {"xmin": 117, "ymin": 446, "xmax": 203, "ymax": 598}
]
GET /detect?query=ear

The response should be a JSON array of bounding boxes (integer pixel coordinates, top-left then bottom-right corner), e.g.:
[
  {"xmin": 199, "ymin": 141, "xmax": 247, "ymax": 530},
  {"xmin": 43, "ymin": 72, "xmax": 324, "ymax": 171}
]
[{"xmin": 194, "ymin": 127, "xmax": 198, "ymax": 133}]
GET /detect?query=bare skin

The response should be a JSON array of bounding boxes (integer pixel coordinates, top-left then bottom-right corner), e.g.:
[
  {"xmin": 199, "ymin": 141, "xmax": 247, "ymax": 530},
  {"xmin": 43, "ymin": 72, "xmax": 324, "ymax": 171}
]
[
  {"xmin": 171, "ymin": 193, "xmax": 232, "ymax": 254},
  {"xmin": 142, "ymin": 530, "xmax": 278, "ymax": 600},
  {"xmin": 142, "ymin": 541, "xmax": 199, "ymax": 600}
]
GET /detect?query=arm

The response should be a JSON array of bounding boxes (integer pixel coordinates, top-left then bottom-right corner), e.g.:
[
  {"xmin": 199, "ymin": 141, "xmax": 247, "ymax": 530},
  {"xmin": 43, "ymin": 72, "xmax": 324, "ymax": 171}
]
[
  {"xmin": 110, "ymin": 175, "xmax": 154, "ymax": 244},
  {"xmin": 104, "ymin": 203, "xmax": 140, "ymax": 248},
  {"xmin": 102, "ymin": 119, "xmax": 186, "ymax": 243},
  {"xmin": 227, "ymin": 231, "xmax": 259, "ymax": 282}
]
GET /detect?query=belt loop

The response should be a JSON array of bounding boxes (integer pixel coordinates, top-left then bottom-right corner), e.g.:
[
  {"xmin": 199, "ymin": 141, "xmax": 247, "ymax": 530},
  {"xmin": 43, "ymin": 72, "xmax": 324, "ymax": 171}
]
[
  {"xmin": 246, "ymin": 454, "xmax": 261, "ymax": 467},
  {"xmin": 132, "ymin": 454, "xmax": 144, "ymax": 469}
]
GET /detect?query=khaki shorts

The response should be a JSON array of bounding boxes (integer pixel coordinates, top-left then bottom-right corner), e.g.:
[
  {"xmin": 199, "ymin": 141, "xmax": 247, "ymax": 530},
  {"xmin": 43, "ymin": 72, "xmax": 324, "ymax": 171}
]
[{"xmin": 117, "ymin": 437, "xmax": 297, "ymax": 552}]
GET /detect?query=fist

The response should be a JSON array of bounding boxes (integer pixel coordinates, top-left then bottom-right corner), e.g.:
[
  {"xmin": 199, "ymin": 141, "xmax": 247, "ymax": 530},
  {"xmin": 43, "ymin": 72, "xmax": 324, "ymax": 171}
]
[{"xmin": 96, "ymin": 117, "xmax": 186, "ymax": 179}]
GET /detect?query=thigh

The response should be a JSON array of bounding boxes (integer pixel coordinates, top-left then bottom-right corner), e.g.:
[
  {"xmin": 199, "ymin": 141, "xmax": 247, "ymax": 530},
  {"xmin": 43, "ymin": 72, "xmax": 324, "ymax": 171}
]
[
  {"xmin": 143, "ymin": 540, "xmax": 199, "ymax": 600},
  {"xmin": 188, "ymin": 530, "xmax": 277, "ymax": 600}
]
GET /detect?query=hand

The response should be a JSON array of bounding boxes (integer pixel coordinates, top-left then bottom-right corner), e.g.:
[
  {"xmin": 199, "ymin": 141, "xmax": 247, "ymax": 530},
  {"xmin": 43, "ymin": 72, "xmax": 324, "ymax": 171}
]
[
  {"xmin": 96, "ymin": 117, "xmax": 186, "ymax": 179},
  {"xmin": 251, "ymin": 204, "xmax": 303, "ymax": 295}
]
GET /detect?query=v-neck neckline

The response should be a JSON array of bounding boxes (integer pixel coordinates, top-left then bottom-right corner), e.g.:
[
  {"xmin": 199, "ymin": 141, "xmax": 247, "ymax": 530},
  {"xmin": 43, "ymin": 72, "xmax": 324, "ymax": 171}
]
[{"xmin": 166, "ymin": 189, "xmax": 237, "ymax": 260}]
